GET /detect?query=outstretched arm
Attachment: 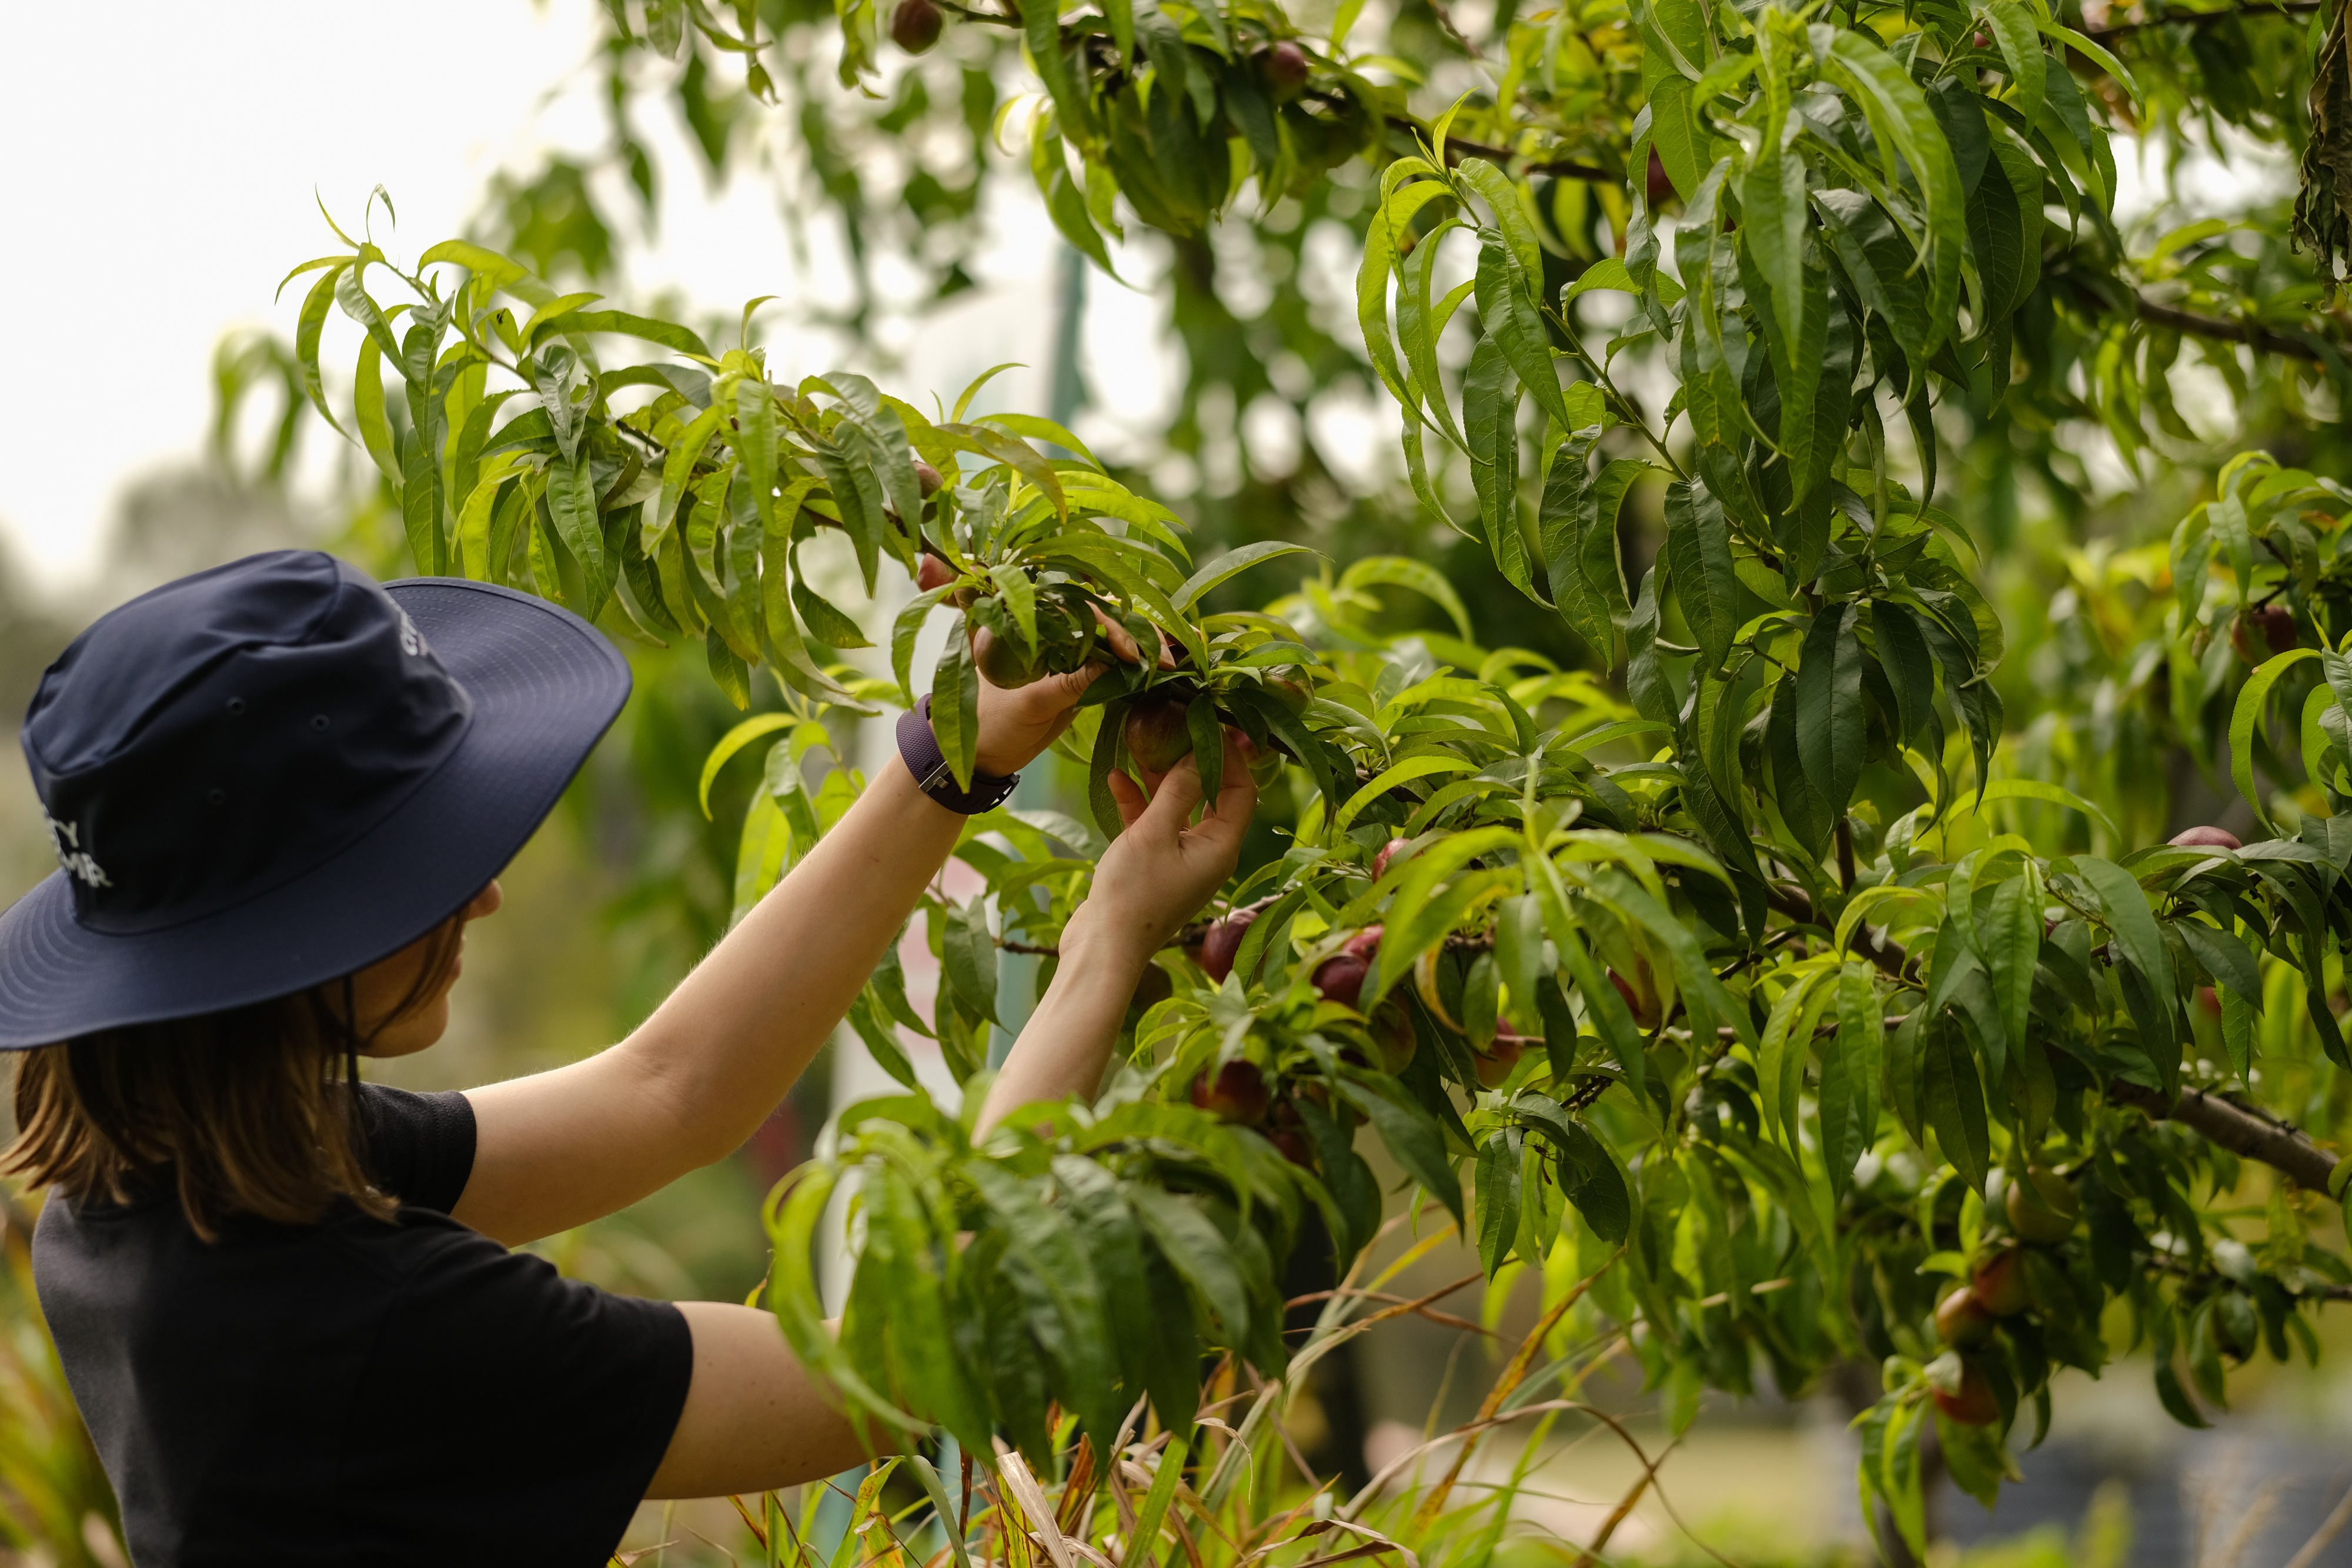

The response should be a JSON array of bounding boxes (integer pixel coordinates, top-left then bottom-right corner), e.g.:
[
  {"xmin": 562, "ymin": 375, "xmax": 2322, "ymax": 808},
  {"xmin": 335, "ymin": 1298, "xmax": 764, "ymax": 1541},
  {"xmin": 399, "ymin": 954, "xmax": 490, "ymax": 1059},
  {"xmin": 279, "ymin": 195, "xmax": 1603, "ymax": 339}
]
[
  {"xmin": 977, "ymin": 728, "xmax": 1258, "ymax": 1136},
  {"xmin": 642, "ymin": 728, "xmax": 1258, "ymax": 1501},
  {"xmin": 451, "ymin": 643, "xmax": 1104, "ymax": 1248}
]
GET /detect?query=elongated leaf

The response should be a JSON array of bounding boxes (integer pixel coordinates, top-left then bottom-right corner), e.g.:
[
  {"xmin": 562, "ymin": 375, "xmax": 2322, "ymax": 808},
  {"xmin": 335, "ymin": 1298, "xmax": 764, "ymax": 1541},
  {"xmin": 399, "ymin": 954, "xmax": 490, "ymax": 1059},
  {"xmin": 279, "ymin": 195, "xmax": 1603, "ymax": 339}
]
[
  {"xmin": 1664, "ymin": 480, "xmax": 1739, "ymax": 671},
  {"xmin": 1796, "ymin": 603, "xmax": 1866, "ymax": 813},
  {"xmin": 1476, "ymin": 1127, "xmax": 1525, "ymax": 1275},
  {"xmin": 2230, "ymin": 649, "xmax": 2321, "ymax": 828},
  {"xmin": 1339, "ymin": 1078, "xmax": 1464, "ymax": 1224},
  {"xmin": 1175, "ymin": 541, "xmax": 1313, "ymax": 610},
  {"xmin": 1980, "ymin": 872, "xmax": 2040, "ymax": 1056},
  {"xmin": 1128, "ymin": 1186, "xmax": 1251, "ymax": 1344},
  {"xmin": 933, "ymin": 621, "xmax": 981, "ymax": 790}
]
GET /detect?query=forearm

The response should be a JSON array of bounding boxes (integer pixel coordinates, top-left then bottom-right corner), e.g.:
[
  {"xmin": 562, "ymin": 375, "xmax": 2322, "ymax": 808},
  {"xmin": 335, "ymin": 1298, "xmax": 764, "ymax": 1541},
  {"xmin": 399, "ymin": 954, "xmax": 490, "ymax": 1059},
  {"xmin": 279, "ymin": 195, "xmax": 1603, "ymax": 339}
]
[
  {"xmin": 457, "ymin": 761, "xmax": 963, "ymax": 1243},
  {"xmin": 974, "ymin": 908, "xmax": 1150, "ymax": 1138},
  {"xmin": 620, "ymin": 760, "xmax": 964, "ymax": 1153}
]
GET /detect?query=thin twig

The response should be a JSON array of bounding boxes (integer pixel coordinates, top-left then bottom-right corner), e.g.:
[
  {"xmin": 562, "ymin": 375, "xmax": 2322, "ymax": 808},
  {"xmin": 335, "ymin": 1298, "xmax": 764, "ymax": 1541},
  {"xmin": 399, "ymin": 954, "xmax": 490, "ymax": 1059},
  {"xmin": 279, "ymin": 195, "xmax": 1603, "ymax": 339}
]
[
  {"xmin": 2283, "ymin": 1476, "xmax": 2352, "ymax": 1568},
  {"xmin": 2084, "ymin": 0, "xmax": 2322, "ymax": 38},
  {"xmin": 2137, "ymin": 295, "xmax": 2327, "ymax": 363},
  {"xmin": 1414, "ymin": 1251, "xmax": 1626, "ymax": 1523}
]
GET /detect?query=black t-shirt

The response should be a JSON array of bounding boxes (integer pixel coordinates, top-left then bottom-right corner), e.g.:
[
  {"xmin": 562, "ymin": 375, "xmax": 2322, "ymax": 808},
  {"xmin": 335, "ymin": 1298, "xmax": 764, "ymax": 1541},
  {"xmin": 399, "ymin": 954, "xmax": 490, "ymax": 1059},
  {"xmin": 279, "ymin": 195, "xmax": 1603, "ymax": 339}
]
[{"xmin": 32, "ymin": 1084, "xmax": 694, "ymax": 1567}]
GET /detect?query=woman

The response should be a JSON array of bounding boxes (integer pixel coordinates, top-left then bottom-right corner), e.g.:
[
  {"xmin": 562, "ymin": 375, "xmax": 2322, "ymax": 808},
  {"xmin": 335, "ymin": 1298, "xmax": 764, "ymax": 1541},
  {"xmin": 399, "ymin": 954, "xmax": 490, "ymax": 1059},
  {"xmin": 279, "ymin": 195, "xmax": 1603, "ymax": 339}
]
[{"xmin": 0, "ymin": 550, "xmax": 1254, "ymax": 1566}]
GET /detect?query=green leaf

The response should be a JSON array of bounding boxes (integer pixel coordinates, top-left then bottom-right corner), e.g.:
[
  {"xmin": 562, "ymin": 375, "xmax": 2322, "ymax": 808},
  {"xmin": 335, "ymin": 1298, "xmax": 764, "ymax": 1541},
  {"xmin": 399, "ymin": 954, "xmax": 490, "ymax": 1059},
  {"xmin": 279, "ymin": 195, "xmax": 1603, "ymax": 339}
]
[
  {"xmin": 1338, "ymin": 1078, "xmax": 1464, "ymax": 1225},
  {"xmin": 1872, "ymin": 601, "xmax": 1937, "ymax": 751},
  {"xmin": 2073, "ymin": 855, "xmax": 2174, "ymax": 1002},
  {"xmin": 1740, "ymin": 147, "xmax": 1810, "ymax": 372},
  {"xmin": 1663, "ymin": 480, "xmax": 1739, "ymax": 671},
  {"xmin": 933, "ymin": 620, "xmax": 982, "ymax": 790},
  {"xmin": 2177, "ymin": 920, "xmax": 2262, "ymax": 1008},
  {"xmin": 2229, "ymin": 648, "xmax": 2321, "ymax": 829},
  {"xmin": 699, "ymin": 713, "xmax": 797, "ymax": 817},
  {"xmin": 1339, "ymin": 555, "xmax": 1475, "ymax": 640},
  {"xmin": 1921, "ymin": 1014, "xmax": 1990, "ymax": 1191},
  {"xmin": 891, "ymin": 586, "xmax": 954, "ymax": 708},
  {"xmin": 1796, "ymin": 603, "xmax": 1866, "ymax": 814},
  {"xmin": 1462, "ymin": 337, "xmax": 1536, "ymax": 600},
  {"xmin": 943, "ymin": 894, "xmax": 1000, "ymax": 1025},
  {"xmin": 1979, "ymin": 1, "xmax": 2046, "ymax": 125},
  {"xmin": 546, "ymin": 455, "xmax": 611, "ymax": 617},
  {"xmin": 1980, "ymin": 872, "xmax": 2040, "ymax": 1057},
  {"xmin": 1128, "ymin": 1186, "xmax": 1251, "ymax": 1345},
  {"xmin": 1819, "ymin": 27, "xmax": 1966, "ymax": 355},
  {"xmin": 557, "ymin": 308, "xmax": 713, "ymax": 358},
  {"xmin": 1472, "ymin": 232, "xmax": 1573, "ymax": 432},
  {"xmin": 1175, "ymin": 541, "xmax": 1314, "ymax": 611},
  {"xmin": 1818, "ymin": 964, "xmax": 1884, "ymax": 1191},
  {"xmin": 1185, "ymin": 692, "xmax": 1225, "ymax": 804},
  {"xmin": 1476, "ymin": 1126, "xmax": 1525, "ymax": 1275}
]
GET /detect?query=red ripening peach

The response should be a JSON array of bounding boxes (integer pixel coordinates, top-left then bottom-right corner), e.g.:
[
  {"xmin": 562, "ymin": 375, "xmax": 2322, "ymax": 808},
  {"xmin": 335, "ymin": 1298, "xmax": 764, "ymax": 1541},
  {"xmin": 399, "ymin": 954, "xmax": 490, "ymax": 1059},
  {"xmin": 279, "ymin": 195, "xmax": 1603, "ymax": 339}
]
[
  {"xmin": 916, "ymin": 554, "xmax": 957, "ymax": 594},
  {"xmin": 1935, "ymin": 1286, "xmax": 1996, "ymax": 1348},
  {"xmin": 1372, "ymin": 838, "xmax": 1411, "ymax": 881},
  {"xmin": 2169, "ymin": 825, "xmax": 2243, "ymax": 851},
  {"xmin": 1368, "ymin": 998, "xmax": 1416, "ymax": 1074},
  {"xmin": 1932, "ymin": 1360, "xmax": 1999, "ymax": 1426},
  {"xmin": 975, "ymin": 630, "xmax": 1045, "ymax": 690},
  {"xmin": 1258, "ymin": 39, "xmax": 1311, "ymax": 98},
  {"xmin": 913, "ymin": 458, "xmax": 944, "ymax": 496},
  {"xmin": 1344, "ymin": 925, "xmax": 1383, "ymax": 961},
  {"xmin": 890, "ymin": 0, "xmax": 943, "ymax": 51},
  {"xmin": 1268, "ymin": 1128, "xmax": 1316, "ymax": 1168},
  {"xmin": 2231, "ymin": 604, "xmax": 2300, "ymax": 664},
  {"xmin": 1198, "ymin": 909, "xmax": 1257, "ymax": 984},
  {"xmin": 2007, "ymin": 1164, "xmax": 2079, "ymax": 1245},
  {"xmin": 1475, "ymin": 1029, "xmax": 1535, "ymax": 1088},
  {"xmin": 1190, "ymin": 1060, "xmax": 1271, "ymax": 1126},
  {"xmin": 1971, "ymin": 1250, "xmax": 2031, "ymax": 1317},
  {"xmin": 1608, "ymin": 965, "xmax": 1664, "ymax": 1031},
  {"xmin": 1125, "ymin": 698, "xmax": 1194, "ymax": 774},
  {"xmin": 1312, "ymin": 953, "xmax": 1370, "ymax": 1011}
]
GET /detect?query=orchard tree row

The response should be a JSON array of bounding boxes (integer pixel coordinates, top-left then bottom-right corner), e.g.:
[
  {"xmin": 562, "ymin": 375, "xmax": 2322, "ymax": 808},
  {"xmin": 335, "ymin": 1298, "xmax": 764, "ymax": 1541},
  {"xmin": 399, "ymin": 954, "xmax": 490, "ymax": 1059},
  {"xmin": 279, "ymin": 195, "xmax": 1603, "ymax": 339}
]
[{"xmin": 229, "ymin": 0, "xmax": 2352, "ymax": 1544}]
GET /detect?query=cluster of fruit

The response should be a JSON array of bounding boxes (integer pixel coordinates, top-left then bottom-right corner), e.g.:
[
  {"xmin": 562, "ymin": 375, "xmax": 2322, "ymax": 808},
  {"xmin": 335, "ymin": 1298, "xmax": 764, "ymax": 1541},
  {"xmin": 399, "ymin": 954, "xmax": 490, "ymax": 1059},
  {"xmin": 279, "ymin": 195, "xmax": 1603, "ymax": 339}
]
[
  {"xmin": 1927, "ymin": 1165, "xmax": 2082, "ymax": 1425},
  {"xmin": 1170, "ymin": 835, "xmax": 1552, "ymax": 1169}
]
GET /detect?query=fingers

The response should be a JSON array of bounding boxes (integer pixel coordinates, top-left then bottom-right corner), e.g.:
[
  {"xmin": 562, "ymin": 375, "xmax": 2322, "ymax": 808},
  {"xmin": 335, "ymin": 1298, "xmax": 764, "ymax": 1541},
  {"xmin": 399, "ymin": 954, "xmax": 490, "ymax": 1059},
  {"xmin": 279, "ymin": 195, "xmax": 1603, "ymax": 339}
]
[
  {"xmin": 1105, "ymin": 768, "xmax": 1151, "ymax": 832},
  {"xmin": 1037, "ymin": 661, "xmax": 1105, "ymax": 707},
  {"xmin": 1087, "ymin": 604, "xmax": 1177, "ymax": 671},
  {"xmin": 1187, "ymin": 730, "xmax": 1259, "ymax": 852},
  {"xmin": 1140, "ymin": 754, "xmax": 1206, "ymax": 830}
]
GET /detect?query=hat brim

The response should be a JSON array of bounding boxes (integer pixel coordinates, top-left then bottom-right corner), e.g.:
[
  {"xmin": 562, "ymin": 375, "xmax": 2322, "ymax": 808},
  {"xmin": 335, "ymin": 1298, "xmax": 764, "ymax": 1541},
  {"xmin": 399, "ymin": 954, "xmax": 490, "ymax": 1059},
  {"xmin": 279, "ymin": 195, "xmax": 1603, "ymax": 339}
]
[{"xmin": 0, "ymin": 579, "xmax": 631, "ymax": 1049}]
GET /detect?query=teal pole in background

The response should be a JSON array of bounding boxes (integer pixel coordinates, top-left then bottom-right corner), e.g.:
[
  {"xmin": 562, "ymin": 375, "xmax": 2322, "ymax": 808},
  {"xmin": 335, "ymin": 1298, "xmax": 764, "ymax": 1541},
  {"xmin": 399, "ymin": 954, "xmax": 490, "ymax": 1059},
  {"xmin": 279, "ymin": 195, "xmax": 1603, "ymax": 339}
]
[{"xmin": 989, "ymin": 245, "xmax": 1087, "ymax": 1067}]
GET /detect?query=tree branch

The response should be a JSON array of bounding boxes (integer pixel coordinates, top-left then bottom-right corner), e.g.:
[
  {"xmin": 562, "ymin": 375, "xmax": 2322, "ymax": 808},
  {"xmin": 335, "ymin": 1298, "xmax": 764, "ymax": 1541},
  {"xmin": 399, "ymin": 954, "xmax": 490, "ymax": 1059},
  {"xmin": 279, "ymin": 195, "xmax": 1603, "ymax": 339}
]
[
  {"xmin": 2137, "ymin": 294, "xmax": 2328, "ymax": 363},
  {"xmin": 2084, "ymin": 0, "xmax": 2323, "ymax": 39},
  {"xmin": 1382, "ymin": 116, "xmax": 1616, "ymax": 182},
  {"xmin": 2104, "ymin": 1078, "xmax": 2345, "ymax": 1193},
  {"xmin": 1764, "ymin": 882, "xmax": 1915, "ymax": 982},
  {"xmin": 1759, "ymin": 887, "xmax": 2350, "ymax": 1206}
]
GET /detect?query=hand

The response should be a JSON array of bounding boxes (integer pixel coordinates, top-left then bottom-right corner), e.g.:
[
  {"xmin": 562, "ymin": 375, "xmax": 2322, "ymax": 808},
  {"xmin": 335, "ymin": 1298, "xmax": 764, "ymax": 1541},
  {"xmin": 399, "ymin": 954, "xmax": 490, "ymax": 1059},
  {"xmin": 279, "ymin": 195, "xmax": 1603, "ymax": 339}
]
[
  {"xmin": 968, "ymin": 605, "xmax": 1173, "ymax": 777},
  {"xmin": 1071, "ymin": 728, "xmax": 1258, "ymax": 963}
]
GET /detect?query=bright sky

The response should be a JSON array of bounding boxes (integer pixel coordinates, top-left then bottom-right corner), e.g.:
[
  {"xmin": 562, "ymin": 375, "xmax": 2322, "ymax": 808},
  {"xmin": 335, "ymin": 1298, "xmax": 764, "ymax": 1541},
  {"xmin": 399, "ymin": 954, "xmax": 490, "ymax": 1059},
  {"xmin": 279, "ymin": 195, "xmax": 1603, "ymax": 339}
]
[{"xmin": 0, "ymin": 1, "xmax": 1184, "ymax": 599}]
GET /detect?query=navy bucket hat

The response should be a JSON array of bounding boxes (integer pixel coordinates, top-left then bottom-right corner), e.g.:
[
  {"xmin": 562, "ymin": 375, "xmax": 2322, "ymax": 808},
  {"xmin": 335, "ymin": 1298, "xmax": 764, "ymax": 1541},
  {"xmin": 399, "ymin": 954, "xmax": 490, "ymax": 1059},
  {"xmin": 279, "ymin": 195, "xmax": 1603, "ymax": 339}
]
[{"xmin": 0, "ymin": 550, "xmax": 630, "ymax": 1049}]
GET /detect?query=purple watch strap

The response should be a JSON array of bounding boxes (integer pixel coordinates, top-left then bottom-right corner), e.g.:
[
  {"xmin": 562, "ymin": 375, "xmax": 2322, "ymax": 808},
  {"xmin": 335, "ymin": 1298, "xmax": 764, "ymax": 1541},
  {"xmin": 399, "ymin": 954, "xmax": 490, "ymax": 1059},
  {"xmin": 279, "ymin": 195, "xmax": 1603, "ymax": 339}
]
[{"xmin": 897, "ymin": 695, "xmax": 1019, "ymax": 814}]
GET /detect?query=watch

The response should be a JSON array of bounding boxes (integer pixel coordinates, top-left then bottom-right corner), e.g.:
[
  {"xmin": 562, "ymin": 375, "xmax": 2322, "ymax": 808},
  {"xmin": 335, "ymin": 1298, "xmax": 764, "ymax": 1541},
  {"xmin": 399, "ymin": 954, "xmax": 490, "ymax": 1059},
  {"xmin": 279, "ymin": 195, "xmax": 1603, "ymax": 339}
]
[{"xmin": 897, "ymin": 694, "xmax": 1020, "ymax": 814}]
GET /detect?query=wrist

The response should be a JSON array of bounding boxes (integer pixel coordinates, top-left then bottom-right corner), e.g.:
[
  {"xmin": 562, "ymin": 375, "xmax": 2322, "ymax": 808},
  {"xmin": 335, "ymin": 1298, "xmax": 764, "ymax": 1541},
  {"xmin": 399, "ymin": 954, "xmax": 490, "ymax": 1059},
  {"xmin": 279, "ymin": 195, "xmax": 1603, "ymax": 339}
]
[
  {"xmin": 901, "ymin": 698, "xmax": 1019, "ymax": 814},
  {"xmin": 1058, "ymin": 903, "xmax": 1157, "ymax": 977}
]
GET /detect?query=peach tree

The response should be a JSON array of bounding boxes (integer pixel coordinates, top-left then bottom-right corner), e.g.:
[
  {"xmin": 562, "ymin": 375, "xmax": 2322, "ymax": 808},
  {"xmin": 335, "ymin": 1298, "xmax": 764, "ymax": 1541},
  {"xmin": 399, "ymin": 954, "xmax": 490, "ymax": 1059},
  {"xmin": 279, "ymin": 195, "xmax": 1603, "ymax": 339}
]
[{"xmin": 269, "ymin": 0, "xmax": 2352, "ymax": 1535}]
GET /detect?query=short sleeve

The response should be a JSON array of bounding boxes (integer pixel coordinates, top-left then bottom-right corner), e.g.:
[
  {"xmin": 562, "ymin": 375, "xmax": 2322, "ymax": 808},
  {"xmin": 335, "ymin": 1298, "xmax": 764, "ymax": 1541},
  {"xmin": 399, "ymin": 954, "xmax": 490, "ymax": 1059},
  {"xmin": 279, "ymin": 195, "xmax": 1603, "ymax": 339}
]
[
  {"xmin": 355, "ymin": 1084, "xmax": 476, "ymax": 1213},
  {"xmin": 335, "ymin": 1219, "xmax": 694, "ymax": 1564}
]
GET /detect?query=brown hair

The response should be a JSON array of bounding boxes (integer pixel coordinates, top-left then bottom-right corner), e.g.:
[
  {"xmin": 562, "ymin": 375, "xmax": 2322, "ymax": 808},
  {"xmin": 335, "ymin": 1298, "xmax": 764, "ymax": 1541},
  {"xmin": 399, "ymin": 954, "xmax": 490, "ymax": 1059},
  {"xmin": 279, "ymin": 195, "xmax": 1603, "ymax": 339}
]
[{"xmin": 3, "ymin": 917, "xmax": 465, "ymax": 1241}]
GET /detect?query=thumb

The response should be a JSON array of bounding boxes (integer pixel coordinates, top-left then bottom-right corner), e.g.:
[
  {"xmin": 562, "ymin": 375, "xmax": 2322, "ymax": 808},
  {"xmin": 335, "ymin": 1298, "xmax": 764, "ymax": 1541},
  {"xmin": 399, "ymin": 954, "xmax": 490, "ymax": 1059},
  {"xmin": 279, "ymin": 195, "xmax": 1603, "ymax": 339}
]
[
  {"xmin": 1038, "ymin": 661, "xmax": 1105, "ymax": 708},
  {"xmin": 1142, "ymin": 754, "xmax": 1206, "ymax": 830}
]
